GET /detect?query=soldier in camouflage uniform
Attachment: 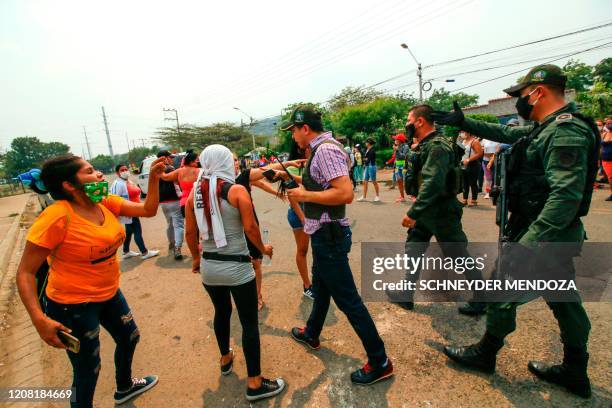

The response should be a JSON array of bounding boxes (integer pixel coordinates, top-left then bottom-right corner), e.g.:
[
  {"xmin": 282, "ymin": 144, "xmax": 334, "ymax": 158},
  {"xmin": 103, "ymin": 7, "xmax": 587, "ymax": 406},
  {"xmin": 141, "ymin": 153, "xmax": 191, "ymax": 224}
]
[
  {"xmin": 388, "ymin": 105, "xmax": 484, "ymax": 313},
  {"xmin": 435, "ymin": 65, "xmax": 599, "ymax": 398}
]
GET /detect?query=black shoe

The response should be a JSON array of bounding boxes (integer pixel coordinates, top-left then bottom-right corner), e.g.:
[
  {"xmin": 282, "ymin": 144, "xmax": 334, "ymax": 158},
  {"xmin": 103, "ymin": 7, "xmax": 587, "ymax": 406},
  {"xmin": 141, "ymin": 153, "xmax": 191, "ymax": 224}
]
[
  {"xmin": 291, "ymin": 327, "xmax": 320, "ymax": 350},
  {"xmin": 114, "ymin": 375, "xmax": 159, "ymax": 405},
  {"xmin": 458, "ymin": 302, "xmax": 486, "ymax": 316},
  {"xmin": 444, "ymin": 345, "xmax": 496, "ymax": 373},
  {"xmin": 351, "ymin": 359, "xmax": 394, "ymax": 385},
  {"xmin": 385, "ymin": 289, "xmax": 414, "ymax": 310},
  {"xmin": 395, "ymin": 301, "xmax": 414, "ymax": 311},
  {"xmin": 220, "ymin": 349, "xmax": 234, "ymax": 376},
  {"xmin": 173, "ymin": 246, "xmax": 183, "ymax": 260},
  {"xmin": 527, "ymin": 361, "xmax": 591, "ymax": 398},
  {"xmin": 303, "ymin": 286, "xmax": 315, "ymax": 300},
  {"xmin": 246, "ymin": 378, "xmax": 286, "ymax": 401},
  {"xmin": 606, "ymin": 195, "xmax": 612, "ymax": 202}
]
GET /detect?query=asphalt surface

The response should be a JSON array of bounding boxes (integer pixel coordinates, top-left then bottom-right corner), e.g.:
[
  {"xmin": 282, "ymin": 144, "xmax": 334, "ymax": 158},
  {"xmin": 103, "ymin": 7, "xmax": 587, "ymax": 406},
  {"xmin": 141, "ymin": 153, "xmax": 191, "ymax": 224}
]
[{"xmin": 23, "ymin": 175, "xmax": 612, "ymax": 407}]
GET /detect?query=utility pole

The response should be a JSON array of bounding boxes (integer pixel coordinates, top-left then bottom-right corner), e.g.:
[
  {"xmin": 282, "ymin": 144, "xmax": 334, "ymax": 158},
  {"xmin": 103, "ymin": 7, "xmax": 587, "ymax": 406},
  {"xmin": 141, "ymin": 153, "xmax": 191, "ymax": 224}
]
[
  {"xmin": 417, "ymin": 63, "xmax": 423, "ymax": 102},
  {"xmin": 125, "ymin": 132, "xmax": 131, "ymax": 161},
  {"xmin": 82, "ymin": 126, "xmax": 92, "ymax": 160},
  {"xmin": 163, "ymin": 108, "xmax": 180, "ymax": 136},
  {"xmin": 101, "ymin": 106, "xmax": 115, "ymax": 157},
  {"xmin": 233, "ymin": 107, "xmax": 256, "ymax": 150},
  {"xmin": 400, "ymin": 43, "xmax": 424, "ymax": 102}
]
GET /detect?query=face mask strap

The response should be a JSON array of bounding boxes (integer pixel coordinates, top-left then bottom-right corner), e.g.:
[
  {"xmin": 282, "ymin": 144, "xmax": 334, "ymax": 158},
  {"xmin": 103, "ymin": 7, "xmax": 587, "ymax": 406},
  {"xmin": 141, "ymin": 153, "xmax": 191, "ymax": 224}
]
[{"xmin": 527, "ymin": 86, "xmax": 541, "ymax": 106}]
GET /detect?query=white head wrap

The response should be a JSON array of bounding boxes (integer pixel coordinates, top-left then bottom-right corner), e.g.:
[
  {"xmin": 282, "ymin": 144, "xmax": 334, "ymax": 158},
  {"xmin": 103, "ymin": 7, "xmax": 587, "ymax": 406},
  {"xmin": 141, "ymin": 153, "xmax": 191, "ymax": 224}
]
[{"xmin": 193, "ymin": 145, "xmax": 235, "ymax": 248}]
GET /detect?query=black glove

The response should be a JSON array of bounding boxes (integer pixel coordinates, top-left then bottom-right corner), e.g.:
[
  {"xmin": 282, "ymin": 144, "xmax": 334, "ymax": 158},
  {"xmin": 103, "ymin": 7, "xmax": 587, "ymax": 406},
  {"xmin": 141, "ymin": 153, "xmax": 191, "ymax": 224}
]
[{"xmin": 431, "ymin": 101, "xmax": 465, "ymax": 126}]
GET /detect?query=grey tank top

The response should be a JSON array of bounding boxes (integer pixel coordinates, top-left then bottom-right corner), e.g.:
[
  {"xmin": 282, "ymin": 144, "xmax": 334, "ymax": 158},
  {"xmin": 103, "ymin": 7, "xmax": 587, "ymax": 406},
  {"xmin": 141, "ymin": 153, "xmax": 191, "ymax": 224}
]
[{"xmin": 200, "ymin": 195, "xmax": 254, "ymax": 286}]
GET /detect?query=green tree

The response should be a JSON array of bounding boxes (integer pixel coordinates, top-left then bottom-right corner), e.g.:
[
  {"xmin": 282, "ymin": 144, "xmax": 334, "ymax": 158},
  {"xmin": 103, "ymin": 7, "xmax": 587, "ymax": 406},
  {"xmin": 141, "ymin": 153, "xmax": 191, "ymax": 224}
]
[
  {"xmin": 155, "ymin": 123, "xmax": 254, "ymax": 153},
  {"xmin": 90, "ymin": 155, "xmax": 115, "ymax": 173},
  {"xmin": 593, "ymin": 57, "xmax": 612, "ymax": 88},
  {"xmin": 330, "ymin": 97, "xmax": 410, "ymax": 147},
  {"xmin": 426, "ymin": 88, "xmax": 479, "ymax": 111},
  {"xmin": 328, "ymin": 86, "xmax": 384, "ymax": 112},
  {"xmin": 4, "ymin": 137, "xmax": 70, "ymax": 177},
  {"xmin": 576, "ymin": 80, "xmax": 611, "ymax": 120},
  {"xmin": 563, "ymin": 59, "xmax": 594, "ymax": 92}
]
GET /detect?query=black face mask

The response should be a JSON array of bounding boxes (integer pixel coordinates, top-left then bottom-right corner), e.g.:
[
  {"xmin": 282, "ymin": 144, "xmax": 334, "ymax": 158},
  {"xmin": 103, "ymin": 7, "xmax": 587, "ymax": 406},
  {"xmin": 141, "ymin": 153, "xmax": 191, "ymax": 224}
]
[
  {"xmin": 405, "ymin": 123, "xmax": 416, "ymax": 139},
  {"xmin": 515, "ymin": 88, "xmax": 539, "ymax": 121}
]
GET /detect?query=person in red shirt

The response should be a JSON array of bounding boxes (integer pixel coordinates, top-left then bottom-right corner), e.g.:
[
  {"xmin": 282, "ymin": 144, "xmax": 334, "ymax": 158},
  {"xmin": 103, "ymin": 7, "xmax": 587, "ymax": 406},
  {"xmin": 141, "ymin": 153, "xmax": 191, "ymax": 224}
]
[{"xmin": 111, "ymin": 164, "xmax": 159, "ymax": 260}]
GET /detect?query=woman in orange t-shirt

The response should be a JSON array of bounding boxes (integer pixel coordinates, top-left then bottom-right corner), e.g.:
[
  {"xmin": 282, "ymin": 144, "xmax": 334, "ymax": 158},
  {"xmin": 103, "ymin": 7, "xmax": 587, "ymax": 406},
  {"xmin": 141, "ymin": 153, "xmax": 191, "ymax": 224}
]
[{"xmin": 16, "ymin": 154, "xmax": 164, "ymax": 407}]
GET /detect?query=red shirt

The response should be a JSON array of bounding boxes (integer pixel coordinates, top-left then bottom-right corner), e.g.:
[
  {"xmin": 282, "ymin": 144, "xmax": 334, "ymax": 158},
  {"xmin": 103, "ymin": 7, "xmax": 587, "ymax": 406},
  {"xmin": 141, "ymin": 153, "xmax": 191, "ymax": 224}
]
[{"xmin": 126, "ymin": 182, "xmax": 141, "ymax": 203}]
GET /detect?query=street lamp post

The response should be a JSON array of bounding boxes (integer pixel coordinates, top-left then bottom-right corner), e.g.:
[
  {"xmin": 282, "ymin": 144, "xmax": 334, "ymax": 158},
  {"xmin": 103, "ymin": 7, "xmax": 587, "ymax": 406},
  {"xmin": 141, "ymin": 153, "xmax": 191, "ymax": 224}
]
[
  {"xmin": 233, "ymin": 107, "xmax": 256, "ymax": 150},
  {"xmin": 400, "ymin": 43, "xmax": 423, "ymax": 102}
]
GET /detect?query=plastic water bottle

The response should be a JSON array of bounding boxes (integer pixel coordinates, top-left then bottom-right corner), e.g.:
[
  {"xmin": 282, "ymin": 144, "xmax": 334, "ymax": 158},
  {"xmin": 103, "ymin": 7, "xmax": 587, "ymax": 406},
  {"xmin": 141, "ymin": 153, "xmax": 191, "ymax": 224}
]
[{"xmin": 262, "ymin": 228, "xmax": 271, "ymax": 266}]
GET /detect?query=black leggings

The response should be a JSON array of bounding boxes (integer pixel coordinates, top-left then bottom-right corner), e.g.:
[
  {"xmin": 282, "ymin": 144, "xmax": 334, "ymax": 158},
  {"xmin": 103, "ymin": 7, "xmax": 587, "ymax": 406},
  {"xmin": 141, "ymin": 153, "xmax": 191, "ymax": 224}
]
[
  {"xmin": 462, "ymin": 162, "xmax": 480, "ymax": 200},
  {"xmin": 203, "ymin": 278, "xmax": 261, "ymax": 377}
]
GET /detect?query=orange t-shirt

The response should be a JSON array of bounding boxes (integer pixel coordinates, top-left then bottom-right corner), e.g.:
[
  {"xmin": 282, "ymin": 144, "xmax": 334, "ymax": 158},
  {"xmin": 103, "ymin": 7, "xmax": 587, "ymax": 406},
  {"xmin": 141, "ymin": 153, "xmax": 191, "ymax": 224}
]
[{"xmin": 26, "ymin": 195, "xmax": 126, "ymax": 304}]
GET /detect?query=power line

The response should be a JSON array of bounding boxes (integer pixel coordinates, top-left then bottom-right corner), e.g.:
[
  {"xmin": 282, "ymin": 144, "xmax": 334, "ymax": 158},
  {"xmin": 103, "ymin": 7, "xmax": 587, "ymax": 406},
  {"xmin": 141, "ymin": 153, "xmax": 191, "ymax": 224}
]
[
  {"xmin": 429, "ymin": 44, "xmax": 612, "ymax": 81},
  {"xmin": 184, "ymin": 0, "xmax": 418, "ymax": 104},
  {"xmin": 248, "ymin": 39, "xmax": 611, "ymax": 126},
  {"xmin": 193, "ymin": 0, "xmax": 474, "ymax": 114},
  {"xmin": 448, "ymin": 40, "xmax": 612, "ymax": 93},
  {"xmin": 425, "ymin": 20, "xmax": 612, "ymax": 68}
]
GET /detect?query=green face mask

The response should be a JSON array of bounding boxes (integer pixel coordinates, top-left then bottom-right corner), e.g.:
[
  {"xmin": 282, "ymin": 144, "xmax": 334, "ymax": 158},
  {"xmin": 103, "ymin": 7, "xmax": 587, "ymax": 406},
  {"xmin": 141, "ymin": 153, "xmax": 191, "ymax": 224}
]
[{"xmin": 83, "ymin": 181, "xmax": 108, "ymax": 203}]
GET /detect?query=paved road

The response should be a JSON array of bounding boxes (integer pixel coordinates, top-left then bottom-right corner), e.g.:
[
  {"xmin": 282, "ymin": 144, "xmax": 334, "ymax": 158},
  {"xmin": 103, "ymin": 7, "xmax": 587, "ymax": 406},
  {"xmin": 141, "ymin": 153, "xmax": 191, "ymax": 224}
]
[{"xmin": 5, "ymin": 180, "xmax": 611, "ymax": 407}]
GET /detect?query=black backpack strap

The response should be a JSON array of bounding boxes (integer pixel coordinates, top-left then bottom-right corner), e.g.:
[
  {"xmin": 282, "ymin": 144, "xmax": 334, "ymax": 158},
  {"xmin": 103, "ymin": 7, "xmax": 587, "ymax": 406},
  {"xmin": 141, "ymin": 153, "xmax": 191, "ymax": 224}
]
[{"xmin": 220, "ymin": 181, "xmax": 233, "ymax": 202}]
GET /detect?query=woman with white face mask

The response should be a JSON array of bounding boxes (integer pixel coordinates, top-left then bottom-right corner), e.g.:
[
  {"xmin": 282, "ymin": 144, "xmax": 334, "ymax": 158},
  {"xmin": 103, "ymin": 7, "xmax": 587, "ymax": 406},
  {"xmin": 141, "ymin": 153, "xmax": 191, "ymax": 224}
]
[{"xmin": 110, "ymin": 164, "xmax": 159, "ymax": 260}]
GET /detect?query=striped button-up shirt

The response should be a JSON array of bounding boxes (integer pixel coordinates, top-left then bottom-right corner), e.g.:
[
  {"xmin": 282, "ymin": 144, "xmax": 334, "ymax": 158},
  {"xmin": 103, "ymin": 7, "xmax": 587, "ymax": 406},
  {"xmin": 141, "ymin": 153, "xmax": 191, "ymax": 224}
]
[{"xmin": 303, "ymin": 132, "xmax": 351, "ymax": 235}]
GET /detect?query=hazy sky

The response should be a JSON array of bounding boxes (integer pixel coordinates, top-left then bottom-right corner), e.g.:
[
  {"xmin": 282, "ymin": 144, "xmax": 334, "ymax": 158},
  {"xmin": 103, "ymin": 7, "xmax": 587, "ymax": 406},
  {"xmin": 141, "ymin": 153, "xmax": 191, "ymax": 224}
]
[{"xmin": 1, "ymin": 0, "xmax": 610, "ymax": 157}]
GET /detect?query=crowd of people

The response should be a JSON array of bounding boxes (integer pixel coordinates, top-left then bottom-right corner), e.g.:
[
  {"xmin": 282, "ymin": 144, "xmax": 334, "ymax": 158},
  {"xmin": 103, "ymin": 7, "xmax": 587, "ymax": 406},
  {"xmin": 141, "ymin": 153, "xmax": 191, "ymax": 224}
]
[{"xmin": 12, "ymin": 64, "xmax": 609, "ymax": 407}]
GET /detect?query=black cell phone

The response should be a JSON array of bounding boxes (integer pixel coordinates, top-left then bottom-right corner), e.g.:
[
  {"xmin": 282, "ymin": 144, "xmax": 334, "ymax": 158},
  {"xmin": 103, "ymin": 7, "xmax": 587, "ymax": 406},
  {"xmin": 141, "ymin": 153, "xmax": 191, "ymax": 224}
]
[
  {"xmin": 58, "ymin": 330, "xmax": 80, "ymax": 354},
  {"xmin": 262, "ymin": 169, "xmax": 277, "ymax": 182}
]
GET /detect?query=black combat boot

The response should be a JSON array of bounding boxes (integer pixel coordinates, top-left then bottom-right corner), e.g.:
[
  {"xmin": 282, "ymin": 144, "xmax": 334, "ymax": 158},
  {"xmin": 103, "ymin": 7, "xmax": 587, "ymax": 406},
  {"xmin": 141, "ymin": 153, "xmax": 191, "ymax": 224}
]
[
  {"xmin": 443, "ymin": 332, "xmax": 503, "ymax": 373},
  {"xmin": 528, "ymin": 346, "xmax": 591, "ymax": 398}
]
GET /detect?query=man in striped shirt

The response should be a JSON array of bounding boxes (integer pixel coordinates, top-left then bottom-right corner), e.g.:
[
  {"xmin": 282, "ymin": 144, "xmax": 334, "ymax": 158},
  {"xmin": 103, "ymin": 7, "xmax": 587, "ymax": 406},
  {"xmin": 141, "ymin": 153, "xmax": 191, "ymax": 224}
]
[{"xmin": 283, "ymin": 104, "xmax": 393, "ymax": 386}]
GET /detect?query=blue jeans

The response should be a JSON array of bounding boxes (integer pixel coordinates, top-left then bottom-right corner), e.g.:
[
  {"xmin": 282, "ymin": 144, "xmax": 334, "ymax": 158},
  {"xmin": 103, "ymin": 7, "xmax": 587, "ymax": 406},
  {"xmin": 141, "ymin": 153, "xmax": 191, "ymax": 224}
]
[
  {"xmin": 305, "ymin": 224, "xmax": 387, "ymax": 368},
  {"xmin": 363, "ymin": 165, "xmax": 377, "ymax": 182},
  {"xmin": 161, "ymin": 201, "xmax": 184, "ymax": 248},
  {"xmin": 123, "ymin": 217, "xmax": 147, "ymax": 254},
  {"xmin": 287, "ymin": 205, "xmax": 304, "ymax": 230},
  {"xmin": 44, "ymin": 289, "xmax": 140, "ymax": 408}
]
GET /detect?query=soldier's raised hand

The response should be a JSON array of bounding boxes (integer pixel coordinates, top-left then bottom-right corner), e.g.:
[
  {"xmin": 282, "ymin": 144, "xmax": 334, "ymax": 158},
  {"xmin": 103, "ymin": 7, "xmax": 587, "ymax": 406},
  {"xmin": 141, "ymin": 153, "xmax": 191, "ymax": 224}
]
[{"xmin": 431, "ymin": 101, "xmax": 465, "ymax": 126}]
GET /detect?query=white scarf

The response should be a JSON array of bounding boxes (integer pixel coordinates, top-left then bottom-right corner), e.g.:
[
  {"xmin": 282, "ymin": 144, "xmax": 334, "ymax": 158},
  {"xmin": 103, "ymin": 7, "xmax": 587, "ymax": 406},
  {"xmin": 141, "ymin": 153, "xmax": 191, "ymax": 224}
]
[{"xmin": 193, "ymin": 145, "xmax": 236, "ymax": 248}]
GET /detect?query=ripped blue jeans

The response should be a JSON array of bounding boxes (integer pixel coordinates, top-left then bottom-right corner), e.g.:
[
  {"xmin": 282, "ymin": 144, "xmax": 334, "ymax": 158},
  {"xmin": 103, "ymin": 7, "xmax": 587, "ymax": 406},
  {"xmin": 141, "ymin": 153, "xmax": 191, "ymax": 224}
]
[{"xmin": 44, "ymin": 289, "xmax": 140, "ymax": 408}]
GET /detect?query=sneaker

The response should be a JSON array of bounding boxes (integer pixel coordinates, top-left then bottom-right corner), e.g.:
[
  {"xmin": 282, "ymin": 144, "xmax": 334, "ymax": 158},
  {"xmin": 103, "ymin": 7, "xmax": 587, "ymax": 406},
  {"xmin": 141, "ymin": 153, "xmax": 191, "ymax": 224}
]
[
  {"xmin": 122, "ymin": 251, "xmax": 139, "ymax": 260},
  {"xmin": 357, "ymin": 196, "xmax": 365, "ymax": 202},
  {"xmin": 303, "ymin": 286, "xmax": 315, "ymax": 300},
  {"xmin": 351, "ymin": 359, "xmax": 394, "ymax": 385},
  {"xmin": 220, "ymin": 349, "xmax": 234, "ymax": 376},
  {"xmin": 173, "ymin": 246, "xmax": 183, "ymax": 260},
  {"xmin": 484, "ymin": 193, "xmax": 490, "ymax": 199},
  {"xmin": 114, "ymin": 375, "xmax": 159, "ymax": 405},
  {"xmin": 245, "ymin": 378, "xmax": 286, "ymax": 402},
  {"xmin": 290, "ymin": 327, "xmax": 320, "ymax": 350},
  {"xmin": 606, "ymin": 195, "xmax": 612, "ymax": 202},
  {"xmin": 373, "ymin": 196, "xmax": 381, "ymax": 202},
  {"xmin": 141, "ymin": 250, "xmax": 159, "ymax": 260}
]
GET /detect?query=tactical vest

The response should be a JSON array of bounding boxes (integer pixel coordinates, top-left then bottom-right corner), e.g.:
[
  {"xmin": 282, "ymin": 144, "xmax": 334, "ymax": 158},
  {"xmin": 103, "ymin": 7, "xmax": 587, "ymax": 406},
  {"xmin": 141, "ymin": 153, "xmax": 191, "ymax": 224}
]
[
  {"xmin": 409, "ymin": 133, "xmax": 462, "ymax": 197},
  {"xmin": 506, "ymin": 111, "xmax": 599, "ymax": 220},
  {"xmin": 302, "ymin": 139, "xmax": 351, "ymax": 220}
]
